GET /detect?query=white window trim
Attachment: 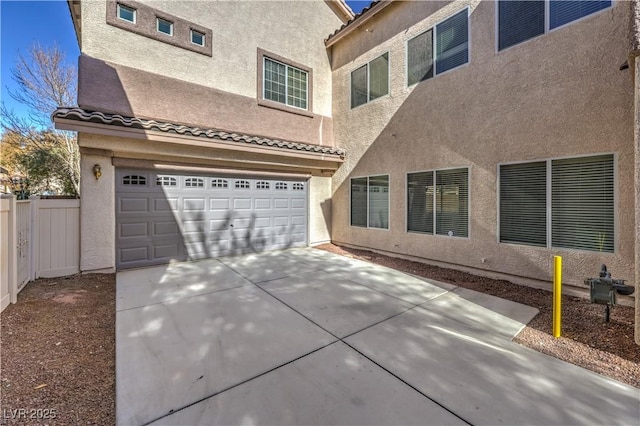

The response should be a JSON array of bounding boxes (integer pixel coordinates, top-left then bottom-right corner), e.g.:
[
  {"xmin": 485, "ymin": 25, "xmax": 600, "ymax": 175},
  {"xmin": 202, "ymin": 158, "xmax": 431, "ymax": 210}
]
[
  {"xmin": 495, "ymin": 0, "xmax": 613, "ymax": 53},
  {"xmin": 117, "ymin": 4, "xmax": 136, "ymax": 23},
  {"xmin": 349, "ymin": 174, "xmax": 391, "ymax": 230},
  {"xmin": 405, "ymin": 166, "xmax": 470, "ymax": 239},
  {"xmin": 496, "ymin": 152, "xmax": 617, "ymax": 253},
  {"xmin": 350, "ymin": 52, "xmax": 391, "ymax": 109},
  {"xmin": 156, "ymin": 17, "xmax": 174, "ymax": 36},
  {"xmin": 190, "ymin": 29, "xmax": 205, "ymax": 46},
  {"xmin": 262, "ymin": 57, "xmax": 309, "ymax": 111}
]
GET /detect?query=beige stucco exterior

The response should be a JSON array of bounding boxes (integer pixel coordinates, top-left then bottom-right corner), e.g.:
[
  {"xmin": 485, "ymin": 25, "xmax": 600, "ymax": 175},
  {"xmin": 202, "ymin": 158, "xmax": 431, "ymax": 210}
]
[
  {"xmin": 329, "ymin": 1, "xmax": 635, "ymax": 290},
  {"xmin": 79, "ymin": 0, "xmax": 342, "ymax": 117}
]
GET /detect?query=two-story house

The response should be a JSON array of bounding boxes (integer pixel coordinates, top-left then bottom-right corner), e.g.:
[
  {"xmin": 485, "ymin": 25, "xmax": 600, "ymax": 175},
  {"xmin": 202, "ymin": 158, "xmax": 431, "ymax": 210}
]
[{"xmin": 54, "ymin": 0, "xmax": 639, "ymax": 343}]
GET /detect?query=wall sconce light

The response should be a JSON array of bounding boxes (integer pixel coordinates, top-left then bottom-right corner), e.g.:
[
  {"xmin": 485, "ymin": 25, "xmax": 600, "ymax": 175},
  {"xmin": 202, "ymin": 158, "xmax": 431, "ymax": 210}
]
[{"xmin": 92, "ymin": 164, "xmax": 102, "ymax": 180}]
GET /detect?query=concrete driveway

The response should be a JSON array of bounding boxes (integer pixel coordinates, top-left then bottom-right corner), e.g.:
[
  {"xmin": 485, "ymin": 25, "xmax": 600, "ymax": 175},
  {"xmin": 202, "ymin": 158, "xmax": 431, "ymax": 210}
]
[{"xmin": 116, "ymin": 248, "xmax": 640, "ymax": 425}]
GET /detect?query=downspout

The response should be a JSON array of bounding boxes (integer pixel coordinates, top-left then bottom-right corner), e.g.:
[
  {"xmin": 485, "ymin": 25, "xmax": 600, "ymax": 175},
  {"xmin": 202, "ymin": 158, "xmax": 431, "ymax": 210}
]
[{"xmin": 631, "ymin": 0, "xmax": 640, "ymax": 345}]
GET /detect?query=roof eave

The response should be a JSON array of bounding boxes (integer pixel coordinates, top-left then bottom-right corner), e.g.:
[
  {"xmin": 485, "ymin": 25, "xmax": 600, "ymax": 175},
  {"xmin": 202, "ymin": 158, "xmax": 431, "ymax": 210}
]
[
  {"xmin": 325, "ymin": 1, "xmax": 393, "ymax": 47},
  {"xmin": 67, "ymin": 0, "xmax": 82, "ymax": 49},
  {"xmin": 326, "ymin": 0, "xmax": 355, "ymax": 23}
]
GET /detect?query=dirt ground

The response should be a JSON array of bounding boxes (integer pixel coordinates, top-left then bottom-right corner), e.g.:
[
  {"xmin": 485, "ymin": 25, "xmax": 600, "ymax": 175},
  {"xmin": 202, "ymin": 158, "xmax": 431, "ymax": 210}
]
[
  {"xmin": 0, "ymin": 274, "xmax": 115, "ymax": 425},
  {"xmin": 0, "ymin": 246, "xmax": 637, "ymax": 425},
  {"xmin": 317, "ymin": 244, "xmax": 640, "ymax": 388}
]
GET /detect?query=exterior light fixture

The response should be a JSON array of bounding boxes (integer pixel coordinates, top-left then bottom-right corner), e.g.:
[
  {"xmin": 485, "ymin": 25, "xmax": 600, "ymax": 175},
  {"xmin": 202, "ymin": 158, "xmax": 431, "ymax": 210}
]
[{"xmin": 93, "ymin": 164, "xmax": 102, "ymax": 180}]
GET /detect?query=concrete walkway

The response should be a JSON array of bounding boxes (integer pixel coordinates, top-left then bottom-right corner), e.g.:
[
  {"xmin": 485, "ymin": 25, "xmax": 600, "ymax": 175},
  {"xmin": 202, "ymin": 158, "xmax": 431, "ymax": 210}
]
[{"xmin": 116, "ymin": 248, "xmax": 640, "ymax": 425}]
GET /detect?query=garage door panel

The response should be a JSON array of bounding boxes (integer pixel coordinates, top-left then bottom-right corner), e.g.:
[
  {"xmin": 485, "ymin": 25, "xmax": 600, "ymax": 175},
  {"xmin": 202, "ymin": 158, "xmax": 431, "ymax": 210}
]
[
  {"xmin": 210, "ymin": 198, "xmax": 231, "ymax": 210},
  {"xmin": 183, "ymin": 198, "xmax": 206, "ymax": 211},
  {"xmin": 154, "ymin": 197, "xmax": 178, "ymax": 211},
  {"xmin": 120, "ymin": 246, "xmax": 149, "ymax": 263},
  {"xmin": 119, "ymin": 198, "xmax": 149, "ymax": 213},
  {"xmin": 119, "ymin": 222, "xmax": 148, "ymax": 238},
  {"xmin": 154, "ymin": 222, "xmax": 180, "ymax": 237},
  {"xmin": 233, "ymin": 198, "xmax": 252, "ymax": 209},
  {"xmin": 116, "ymin": 169, "xmax": 308, "ymax": 269}
]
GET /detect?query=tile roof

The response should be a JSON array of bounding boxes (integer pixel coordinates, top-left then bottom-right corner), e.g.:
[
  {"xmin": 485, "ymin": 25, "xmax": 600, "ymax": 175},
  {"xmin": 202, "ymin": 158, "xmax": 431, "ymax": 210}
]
[
  {"xmin": 52, "ymin": 107, "xmax": 345, "ymax": 157},
  {"xmin": 325, "ymin": 0, "xmax": 383, "ymax": 44}
]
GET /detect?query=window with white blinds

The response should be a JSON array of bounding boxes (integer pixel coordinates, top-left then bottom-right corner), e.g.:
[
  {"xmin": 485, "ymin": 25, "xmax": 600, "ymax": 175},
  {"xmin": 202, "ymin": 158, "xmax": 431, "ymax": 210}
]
[
  {"xmin": 551, "ymin": 155, "xmax": 614, "ymax": 252},
  {"xmin": 498, "ymin": 0, "xmax": 611, "ymax": 51},
  {"xmin": 351, "ymin": 175, "xmax": 389, "ymax": 229},
  {"xmin": 435, "ymin": 9, "xmax": 469, "ymax": 74},
  {"xmin": 500, "ymin": 162, "xmax": 547, "ymax": 246},
  {"xmin": 407, "ymin": 168, "xmax": 468, "ymax": 238},
  {"xmin": 499, "ymin": 154, "xmax": 614, "ymax": 252}
]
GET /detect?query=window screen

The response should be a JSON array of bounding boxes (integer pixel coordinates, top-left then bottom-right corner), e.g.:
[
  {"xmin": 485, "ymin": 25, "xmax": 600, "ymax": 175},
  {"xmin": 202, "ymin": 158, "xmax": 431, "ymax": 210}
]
[
  {"xmin": 351, "ymin": 177, "xmax": 368, "ymax": 227},
  {"xmin": 498, "ymin": 1, "xmax": 545, "ymax": 50},
  {"xmin": 436, "ymin": 9, "xmax": 468, "ymax": 74},
  {"xmin": 407, "ymin": 30, "xmax": 434, "ymax": 86},
  {"xmin": 368, "ymin": 175, "xmax": 389, "ymax": 229},
  {"xmin": 435, "ymin": 169, "xmax": 468, "ymax": 237},
  {"xmin": 369, "ymin": 53, "xmax": 389, "ymax": 101},
  {"xmin": 500, "ymin": 162, "xmax": 547, "ymax": 246},
  {"xmin": 351, "ymin": 65, "xmax": 368, "ymax": 108},
  {"xmin": 551, "ymin": 155, "xmax": 614, "ymax": 252},
  {"xmin": 407, "ymin": 171, "xmax": 434, "ymax": 233}
]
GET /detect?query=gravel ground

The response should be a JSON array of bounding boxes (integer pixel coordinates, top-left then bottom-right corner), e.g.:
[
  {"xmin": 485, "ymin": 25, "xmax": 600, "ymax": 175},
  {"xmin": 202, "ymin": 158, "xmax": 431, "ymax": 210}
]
[
  {"xmin": 0, "ymin": 246, "xmax": 637, "ymax": 426},
  {"xmin": 317, "ymin": 243, "xmax": 640, "ymax": 389},
  {"xmin": 1, "ymin": 274, "xmax": 115, "ymax": 425}
]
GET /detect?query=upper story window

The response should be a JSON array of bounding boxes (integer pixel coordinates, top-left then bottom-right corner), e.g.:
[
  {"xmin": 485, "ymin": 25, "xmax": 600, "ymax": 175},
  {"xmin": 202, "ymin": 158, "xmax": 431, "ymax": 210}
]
[
  {"xmin": 351, "ymin": 53, "xmax": 389, "ymax": 108},
  {"xmin": 263, "ymin": 57, "xmax": 308, "ymax": 110},
  {"xmin": 191, "ymin": 29, "xmax": 205, "ymax": 46},
  {"xmin": 157, "ymin": 17, "xmax": 173, "ymax": 36},
  {"xmin": 498, "ymin": 0, "xmax": 611, "ymax": 51},
  {"xmin": 117, "ymin": 3, "xmax": 136, "ymax": 23}
]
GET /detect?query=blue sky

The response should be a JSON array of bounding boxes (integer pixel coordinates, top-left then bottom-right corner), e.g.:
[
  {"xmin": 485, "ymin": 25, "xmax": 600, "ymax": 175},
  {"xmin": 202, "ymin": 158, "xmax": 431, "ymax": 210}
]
[{"xmin": 0, "ymin": 0, "xmax": 371, "ymax": 121}]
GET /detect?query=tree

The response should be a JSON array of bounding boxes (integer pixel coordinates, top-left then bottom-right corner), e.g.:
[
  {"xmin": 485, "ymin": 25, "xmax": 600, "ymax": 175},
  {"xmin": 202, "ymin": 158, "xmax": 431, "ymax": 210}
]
[{"xmin": 0, "ymin": 43, "xmax": 80, "ymax": 196}]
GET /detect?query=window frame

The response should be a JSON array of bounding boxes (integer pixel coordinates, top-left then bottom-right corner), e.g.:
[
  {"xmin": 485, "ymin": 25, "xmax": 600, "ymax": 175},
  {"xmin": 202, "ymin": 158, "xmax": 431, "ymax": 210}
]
[
  {"xmin": 156, "ymin": 17, "xmax": 174, "ymax": 36},
  {"xmin": 497, "ymin": 153, "xmax": 617, "ymax": 253},
  {"xmin": 190, "ymin": 29, "xmax": 205, "ymax": 46},
  {"xmin": 117, "ymin": 3, "xmax": 136, "ymax": 23},
  {"xmin": 405, "ymin": 7, "xmax": 470, "ymax": 87},
  {"xmin": 350, "ymin": 52, "xmax": 391, "ymax": 109},
  {"xmin": 496, "ymin": 0, "xmax": 613, "ymax": 52},
  {"xmin": 257, "ymin": 48, "xmax": 313, "ymax": 117},
  {"xmin": 349, "ymin": 174, "xmax": 390, "ymax": 230},
  {"xmin": 405, "ymin": 167, "xmax": 470, "ymax": 238}
]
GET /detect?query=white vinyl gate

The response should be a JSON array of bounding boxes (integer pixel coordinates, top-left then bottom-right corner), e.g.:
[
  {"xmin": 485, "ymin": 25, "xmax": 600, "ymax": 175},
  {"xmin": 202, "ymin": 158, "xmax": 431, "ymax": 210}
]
[{"xmin": 115, "ymin": 169, "xmax": 309, "ymax": 269}]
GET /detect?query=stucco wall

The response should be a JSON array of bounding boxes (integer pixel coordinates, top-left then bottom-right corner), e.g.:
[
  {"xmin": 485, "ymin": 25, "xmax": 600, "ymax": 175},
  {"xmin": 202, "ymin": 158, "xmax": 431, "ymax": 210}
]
[
  {"xmin": 309, "ymin": 176, "xmax": 332, "ymax": 244},
  {"xmin": 80, "ymin": 149, "xmax": 116, "ymax": 272},
  {"xmin": 79, "ymin": 0, "xmax": 342, "ymax": 117},
  {"xmin": 330, "ymin": 0, "xmax": 634, "ymax": 288}
]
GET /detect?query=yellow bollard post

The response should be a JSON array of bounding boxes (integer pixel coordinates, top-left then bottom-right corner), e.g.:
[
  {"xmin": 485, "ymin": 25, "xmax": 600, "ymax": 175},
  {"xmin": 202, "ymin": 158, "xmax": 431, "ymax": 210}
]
[{"xmin": 553, "ymin": 256, "xmax": 562, "ymax": 338}]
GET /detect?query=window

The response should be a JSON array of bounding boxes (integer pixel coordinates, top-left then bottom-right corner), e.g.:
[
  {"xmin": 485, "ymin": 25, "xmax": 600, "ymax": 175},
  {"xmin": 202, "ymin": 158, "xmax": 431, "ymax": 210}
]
[
  {"xmin": 263, "ymin": 58, "xmax": 308, "ymax": 110},
  {"xmin": 407, "ymin": 168, "xmax": 469, "ymax": 237},
  {"xmin": 156, "ymin": 176, "xmax": 177, "ymax": 186},
  {"xmin": 351, "ymin": 53, "xmax": 389, "ymax": 108},
  {"xmin": 498, "ymin": 1, "xmax": 611, "ymax": 50},
  {"xmin": 185, "ymin": 177, "xmax": 204, "ymax": 188},
  {"xmin": 191, "ymin": 30, "xmax": 205, "ymax": 46},
  {"xmin": 275, "ymin": 182, "xmax": 288, "ymax": 190},
  {"xmin": 117, "ymin": 4, "xmax": 136, "ymax": 23},
  {"xmin": 211, "ymin": 179, "xmax": 228, "ymax": 188},
  {"xmin": 292, "ymin": 183, "xmax": 304, "ymax": 191},
  {"xmin": 156, "ymin": 18, "xmax": 173, "ymax": 36},
  {"xmin": 499, "ymin": 155, "xmax": 614, "ymax": 252},
  {"xmin": 435, "ymin": 9, "xmax": 469, "ymax": 75},
  {"xmin": 256, "ymin": 181, "xmax": 270, "ymax": 189},
  {"xmin": 235, "ymin": 180, "xmax": 250, "ymax": 189},
  {"xmin": 123, "ymin": 175, "xmax": 146, "ymax": 185},
  {"xmin": 351, "ymin": 175, "xmax": 389, "ymax": 229},
  {"xmin": 407, "ymin": 29, "xmax": 434, "ymax": 86}
]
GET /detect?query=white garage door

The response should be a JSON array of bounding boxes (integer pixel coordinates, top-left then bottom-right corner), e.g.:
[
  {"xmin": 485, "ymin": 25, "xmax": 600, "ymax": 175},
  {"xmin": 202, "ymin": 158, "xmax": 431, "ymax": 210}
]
[{"xmin": 115, "ymin": 169, "xmax": 308, "ymax": 269}]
